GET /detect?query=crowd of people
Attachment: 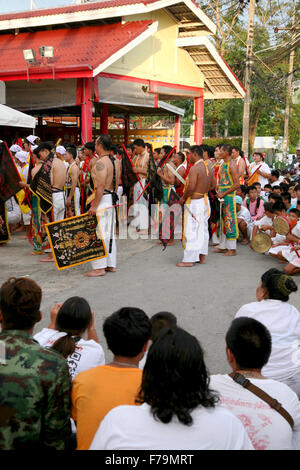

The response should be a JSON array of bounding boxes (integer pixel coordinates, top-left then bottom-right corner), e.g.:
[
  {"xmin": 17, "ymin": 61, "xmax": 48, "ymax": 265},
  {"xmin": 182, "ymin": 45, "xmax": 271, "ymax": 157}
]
[
  {"xmin": 2, "ymin": 134, "xmax": 300, "ymax": 276},
  {"xmin": 0, "ymin": 270, "xmax": 300, "ymax": 450}
]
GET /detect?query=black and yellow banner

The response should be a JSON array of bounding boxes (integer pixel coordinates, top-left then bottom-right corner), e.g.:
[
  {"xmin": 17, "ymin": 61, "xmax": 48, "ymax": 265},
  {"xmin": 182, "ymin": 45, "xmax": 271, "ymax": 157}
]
[{"xmin": 45, "ymin": 213, "xmax": 107, "ymax": 270}]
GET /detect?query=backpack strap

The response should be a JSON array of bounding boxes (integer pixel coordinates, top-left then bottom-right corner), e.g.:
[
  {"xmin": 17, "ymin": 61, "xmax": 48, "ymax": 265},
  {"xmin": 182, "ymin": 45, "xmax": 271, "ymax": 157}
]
[{"xmin": 229, "ymin": 372, "xmax": 294, "ymax": 429}]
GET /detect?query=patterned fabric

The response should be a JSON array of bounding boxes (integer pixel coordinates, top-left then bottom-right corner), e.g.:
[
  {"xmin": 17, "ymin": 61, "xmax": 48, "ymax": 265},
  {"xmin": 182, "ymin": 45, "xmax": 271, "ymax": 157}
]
[
  {"xmin": 219, "ymin": 162, "xmax": 239, "ymax": 241},
  {"xmin": 0, "ymin": 142, "xmax": 21, "ymax": 203},
  {"xmin": 31, "ymin": 194, "xmax": 47, "ymax": 253},
  {"xmin": 30, "ymin": 154, "xmax": 54, "ymax": 214},
  {"xmin": 0, "ymin": 329, "xmax": 71, "ymax": 450},
  {"xmin": 159, "ymin": 188, "xmax": 182, "ymax": 248},
  {"xmin": 0, "ymin": 200, "xmax": 10, "ymax": 244}
]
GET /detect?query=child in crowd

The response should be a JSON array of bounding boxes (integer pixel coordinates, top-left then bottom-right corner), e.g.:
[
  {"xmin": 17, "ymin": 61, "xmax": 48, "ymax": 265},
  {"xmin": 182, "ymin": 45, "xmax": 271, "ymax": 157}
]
[
  {"xmin": 250, "ymin": 202, "xmax": 276, "ymax": 249},
  {"xmin": 139, "ymin": 311, "xmax": 177, "ymax": 368},
  {"xmin": 34, "ymin": 297, "xmax": 105, "ymax": 379}
]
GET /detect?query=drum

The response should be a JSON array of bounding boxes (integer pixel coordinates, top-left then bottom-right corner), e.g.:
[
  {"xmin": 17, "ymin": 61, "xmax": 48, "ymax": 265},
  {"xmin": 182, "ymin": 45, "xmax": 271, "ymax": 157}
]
[
  {"xmin": 252, "ymin": 232, "xmax": 272, "ymax": 253},
  {"xmin": 273, "ymin": 216, "xmax": 290, "ymax": 235}
]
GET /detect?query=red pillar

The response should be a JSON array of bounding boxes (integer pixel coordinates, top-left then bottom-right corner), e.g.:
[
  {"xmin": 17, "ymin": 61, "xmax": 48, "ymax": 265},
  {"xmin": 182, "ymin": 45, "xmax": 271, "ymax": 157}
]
[
  {"xmin": 124, "ymin": 114, "xmax": 130, "ymax": 145},
  {"xmin": 100, "ymin": 103, "xmax": 108, "ymax": 134},
  {"xmin": 174, "ymin": 115, "xmax": 181, "ymax": 150},
  {"xmin": 194, "ymin": 92, "xmax": 204, "ymax": 145},
  {"xmin": 81, "ymin": 77, "xmax": 93, "ymax": 144}
]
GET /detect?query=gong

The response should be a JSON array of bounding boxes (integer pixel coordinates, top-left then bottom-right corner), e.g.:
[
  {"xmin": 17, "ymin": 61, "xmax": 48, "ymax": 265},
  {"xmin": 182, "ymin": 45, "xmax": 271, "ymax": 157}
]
[
  {"xmin": 273, "ymin": 216, "xmax": 290, "ymax": 235},
  {"xmin": 252, "ymin": 232, "xmax": 272, "ymax": 253}
]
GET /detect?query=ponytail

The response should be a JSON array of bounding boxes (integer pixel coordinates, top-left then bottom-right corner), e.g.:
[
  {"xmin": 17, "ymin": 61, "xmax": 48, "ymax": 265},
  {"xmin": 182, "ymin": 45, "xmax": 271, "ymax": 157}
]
[{"xmin": 51, "ymin": 333, "xmax": 80, "ymax": 359}]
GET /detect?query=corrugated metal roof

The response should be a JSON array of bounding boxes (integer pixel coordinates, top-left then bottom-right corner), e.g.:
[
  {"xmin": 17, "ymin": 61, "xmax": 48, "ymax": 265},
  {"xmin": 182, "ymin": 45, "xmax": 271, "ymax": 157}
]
[{"xmin": 177, "ymin": 37, "xmax": 245, "ymax": 99}]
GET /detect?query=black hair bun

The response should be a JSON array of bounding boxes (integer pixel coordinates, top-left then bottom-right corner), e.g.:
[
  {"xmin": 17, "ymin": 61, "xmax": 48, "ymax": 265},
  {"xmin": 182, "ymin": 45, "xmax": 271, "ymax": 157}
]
[{"xmin": 285, "ymin": 277, "xmax": 298, "ymax": 294}]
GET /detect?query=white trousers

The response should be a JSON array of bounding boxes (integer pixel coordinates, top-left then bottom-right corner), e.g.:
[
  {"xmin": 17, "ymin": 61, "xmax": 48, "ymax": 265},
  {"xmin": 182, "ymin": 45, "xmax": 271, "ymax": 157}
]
[
  {"xmin": 91, "ymin": 194, "xmax": 117, "ymax": 270},
  {"xmin": 6, "ymin": 197, "xmax": 21, "ymax": 225},
  {"xmin": 219, "ymin": 232, "xmax": 237, "ymax": 250},
  {"xmin": 183, "ymin": 198, "xmax": 210, "ymax": 263},
  {"xmin": 132, "ymin": 179, "xmax": 149, "ymax": 230},
  {"xmin": 52, "ymin": 192, "xmax": 65, "ymax": 222},
  {"xmin": 22, "ymin": 210, "xmax": 32, "ymax": 226},
  {"xmin": 74, "ymin": 187, "xmax": 81, "ymax": 216}
]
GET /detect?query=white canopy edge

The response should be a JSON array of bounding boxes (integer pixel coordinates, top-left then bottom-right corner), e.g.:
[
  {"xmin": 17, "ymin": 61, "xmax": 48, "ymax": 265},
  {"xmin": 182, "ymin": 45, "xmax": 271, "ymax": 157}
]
[{"xmin": 0, "ymin": 104, "xmax": 36, "ymax": 128}]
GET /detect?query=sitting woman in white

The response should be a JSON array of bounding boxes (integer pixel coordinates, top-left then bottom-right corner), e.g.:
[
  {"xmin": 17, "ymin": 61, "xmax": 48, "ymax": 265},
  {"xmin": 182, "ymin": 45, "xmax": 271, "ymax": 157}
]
[
  {"xmin": 235, "ymin": 268, "xmax": 300, "ymax": 396},
  {"xmin": 90, "ymin": 327, "xmax": 253, "ymax": 450},
  {"xmin": 34, "ymin": 296, "xmax": 105, "ymax": 379}
]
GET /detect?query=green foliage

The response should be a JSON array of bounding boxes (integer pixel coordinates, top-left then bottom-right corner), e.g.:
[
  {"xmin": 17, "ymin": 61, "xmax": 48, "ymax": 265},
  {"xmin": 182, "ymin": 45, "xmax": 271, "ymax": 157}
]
[
  {"xmin": 195, "ymin": 0, "xmax": 299, "ymax": 150},
  {"xmin": 202, "ymin": 136, "xmax": 242, "ymax": 147}
]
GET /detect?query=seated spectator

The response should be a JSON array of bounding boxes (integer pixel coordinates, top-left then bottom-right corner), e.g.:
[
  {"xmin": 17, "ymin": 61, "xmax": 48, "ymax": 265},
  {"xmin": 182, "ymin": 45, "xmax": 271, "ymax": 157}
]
[
  {"xmin": 263, "ymin": 183, "xmax": 272, "ymax": 199},
  {"xmin": 236, "ymin": 195, "xmax": 252, "ymax": 245},
  {"xmin": 282, "ymin": 192, "xmax": 296, "ymax": 213},
  {"xmin": 243, "ymin": 185, "xmax": 265, "ymax": 221},
  {"xmin": 269, "ymin": 205, "xmax": 298, "ymax": 260},
  {"xmin": 139, "ymin": 311, "xmax": 177, "ymax": 369},
  {"xmin": 272, "ymin": 185, "xmax": 281, "ymax": 195},
  {"xmin": 210, "ymin": 317, "xmax": 300, "ymax": 450},
  {"xmin": 279, "ymin": 208, "xmax": 300, "ymax": 275},
  {"xmin": 0, "ymin": 277, "xmax": 71, "ymax": 450},
  {"xmin": 271, "ymin": 170, "xmax": 280, "ymax": 187},
  {"xmin": 269, "ymin": 192, "xmax": 283, "ymax": 204},
  {"xmin": 237, "ymin": 184, "xmax": 248, "ymax": 200},
  {"xmin": 280, "ymin": 182, "xmax": 289, "ymax": 194},
  {"xmin": 295, "ymin": 184, "xmax": 300, "ymax": 202},
  {"xmin": 272, "ymin": 200, "xmax": 287, "ymax": 217},
  {"xmin": 72, "ymin": 307, "xmax": 151, "ymax": 450},
  {"xmin": 253, "ymin": 182, "xmax": 266, "ymax": 201},
  {"xmin": 90, "ymin": 327, "xmax": 253, "ymax": 450},
  {"xmin": 235, "ymin": 269, "xmax": 300, "ymax": 396},
  {"xmin": 250, "ymin": 202, "xmax": 276, "ymax": 249},
  {"xmin": 34, "ymin": 297, "xmax": 105, "ymax": 379},
  {"xmin": 289, "ymin": 185, "xmax": 297, "ymax": 206}
]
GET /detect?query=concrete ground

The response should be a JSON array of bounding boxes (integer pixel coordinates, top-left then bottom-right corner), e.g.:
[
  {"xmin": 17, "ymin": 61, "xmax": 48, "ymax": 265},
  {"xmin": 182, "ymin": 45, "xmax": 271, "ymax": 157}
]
[{"xmin": 1, "ymin": 232, "xmax": 300, "ymax": 375}]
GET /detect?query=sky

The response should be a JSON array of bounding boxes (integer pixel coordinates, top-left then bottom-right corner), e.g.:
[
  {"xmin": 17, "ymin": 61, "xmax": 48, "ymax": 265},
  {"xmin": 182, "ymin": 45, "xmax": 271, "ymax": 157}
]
[{"xmin": 0, "ymin": 0, "xmax": 77, "ymax": 14}]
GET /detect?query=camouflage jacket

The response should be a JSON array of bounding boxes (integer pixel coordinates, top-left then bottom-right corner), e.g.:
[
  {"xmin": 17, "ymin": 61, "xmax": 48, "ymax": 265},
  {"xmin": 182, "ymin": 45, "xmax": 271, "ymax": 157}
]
[{"xmin": 0, "ymin": 329, "xmax": 72, "ymax": 450}]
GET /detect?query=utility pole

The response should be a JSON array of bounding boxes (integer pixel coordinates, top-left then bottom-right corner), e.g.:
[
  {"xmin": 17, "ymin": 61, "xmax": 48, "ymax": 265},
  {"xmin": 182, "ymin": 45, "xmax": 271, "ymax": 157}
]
[
  {"xmin": 241, "ymin": 0, "xmax": 256, "ymax": 159},
  {"xmin": 282, "ymin": 0, "xmax": 296, "ymax": 162}
]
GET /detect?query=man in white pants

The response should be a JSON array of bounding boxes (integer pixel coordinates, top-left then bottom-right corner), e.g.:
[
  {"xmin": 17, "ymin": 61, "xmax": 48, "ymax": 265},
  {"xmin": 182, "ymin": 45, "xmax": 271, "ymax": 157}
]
[
  {"xmin": 132, "ymin": 139, "xmax": 149, "ymax": 234},
  {"xmin": 177, "ymin": 145, "xmax": 215, "ymax": 267},
  {"xmin": 85, "ymin": 135, "xmax": 121, "ymax": 277}
]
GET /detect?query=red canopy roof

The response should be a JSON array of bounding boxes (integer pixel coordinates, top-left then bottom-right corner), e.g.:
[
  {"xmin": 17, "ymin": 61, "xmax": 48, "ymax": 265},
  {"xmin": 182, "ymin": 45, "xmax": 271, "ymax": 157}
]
[
  {"xmin": 0, "ymin": 0, "xmax": 160, "ymax": 22},
  {"xmin": 0, "ymin": 21, "xmax": 154, "ymax": 81}
]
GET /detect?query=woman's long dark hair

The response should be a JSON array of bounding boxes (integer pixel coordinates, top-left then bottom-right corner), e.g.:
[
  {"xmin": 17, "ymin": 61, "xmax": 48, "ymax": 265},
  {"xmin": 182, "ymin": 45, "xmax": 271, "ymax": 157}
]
[
  {"xmin": 261, "ymin": 268, "xmax": 298, "ymax": 302},
  {"xmin": 51, "ymin": 297, "xmax": 92, "ymax": 358},
  {"xmin": 136, "ymin": 327, "xmax": 219, "ymax": 426}
]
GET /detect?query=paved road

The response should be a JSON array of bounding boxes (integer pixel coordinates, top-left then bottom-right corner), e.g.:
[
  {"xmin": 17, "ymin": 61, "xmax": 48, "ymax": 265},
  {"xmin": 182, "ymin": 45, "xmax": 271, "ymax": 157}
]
[{"xmin": 1, "ymin": 233, "xmax": 300, "ymax": 374}]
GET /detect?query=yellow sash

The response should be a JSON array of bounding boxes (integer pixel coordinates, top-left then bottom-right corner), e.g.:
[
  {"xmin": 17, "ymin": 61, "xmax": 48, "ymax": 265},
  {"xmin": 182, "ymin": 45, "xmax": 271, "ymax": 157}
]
[{"xmin": 15, "ymin": 166, "xmax": 30, "ymax": 214}]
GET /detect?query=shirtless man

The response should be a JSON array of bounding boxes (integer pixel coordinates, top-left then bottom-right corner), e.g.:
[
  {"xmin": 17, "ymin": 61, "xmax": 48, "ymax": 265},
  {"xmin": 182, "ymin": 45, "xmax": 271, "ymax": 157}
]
[
  {"xmin": 38, "ymin": 143, "xmax": 67, "ymax": 261},
  {"xmin": 65, "ymin": 147, "xmax": 80, "ymax": 217},
  {"xmin": 85, "ymin": 134, "xmax": 121, "ymax": 277},
  {"xmin": 173, "ymin": 152, "xmax": 188, "ymax": 197},
  {"xmin": 132, "ymin": 139, "xmax": 149, "ymax": 234},
  {"xmin": 177, "ymin": 145, "xmax": 215, "ymax": 267},
  {"xmin": 232, "ymin": 147, "xmax": 246, "ymax": 184}
]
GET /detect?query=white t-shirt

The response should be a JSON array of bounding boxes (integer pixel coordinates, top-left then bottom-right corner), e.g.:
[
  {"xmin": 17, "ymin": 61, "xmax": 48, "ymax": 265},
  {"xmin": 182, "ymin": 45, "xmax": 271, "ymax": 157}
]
[
  {"xmin": 89, "ymin": 402, "xmax": 253, "ymax": 450},
  {"xmin": 291, "ymin": 197, "xmax": 298, "ymax": 206},
  {"xmin": 254, "ymin": 214, "xmax": 273, "ymax": 228},
  {"xmin": 34, "ymin": 328, "xmax": 105, "ymax": 379},
  {"xmin": 235, "ymin": 300, "xmax": 300, "ymax": 383},
  {"xmin": 249, "ymin": 162, "xmax": 271, "ymax": 188},
  {"xmin": 237, "ymin": 205, "xmax": 252, "ymax": 226},
  {"xmin": 210, "ymin": 374, "xmax": 300, "ymax": 450}
]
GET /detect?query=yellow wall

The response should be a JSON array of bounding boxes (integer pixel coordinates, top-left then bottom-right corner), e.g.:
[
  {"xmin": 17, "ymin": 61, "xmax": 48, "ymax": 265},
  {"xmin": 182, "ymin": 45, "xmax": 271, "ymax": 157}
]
[
  {"xmin": 105, "ymin": 10, "xmax": 204, "ymax": 89},
  {"xmin": 106, "ymin": 128, "xmax": 175, "ymax": 146}
]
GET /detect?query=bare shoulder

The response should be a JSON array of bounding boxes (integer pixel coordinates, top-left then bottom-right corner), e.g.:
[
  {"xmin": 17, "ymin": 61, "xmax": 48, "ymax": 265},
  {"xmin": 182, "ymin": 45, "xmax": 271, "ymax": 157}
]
[{"xmin": 95, "ymin": 159, "xmax": 106, "ymax": 172}]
